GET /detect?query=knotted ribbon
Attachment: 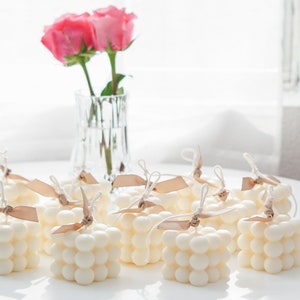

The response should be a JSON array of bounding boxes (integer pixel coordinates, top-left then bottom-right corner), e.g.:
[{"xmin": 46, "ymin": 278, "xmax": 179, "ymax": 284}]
[
  {"xmin": 27, "ymin": 175, "xmax": 78, "ymax": 206},
  {"xmin": 156, "ymin": 184, "xmax": 235, "ymax": 230},
  {"xmin": 0, "ymin": 165, "xmax": 29, "ymax": 182},
  {"xmin": 241, "ymin": 153, "xmax": 280, "ymax": 191},
  {"xmin": 0, "ymin": 180, "xmax": 38, "ymax": 222},
  {"xmin": 244, "ymin": 185, "xmax": 275, "ymax": 222},
  {"xmin": 52, "ymin": 187, "xmax": 101, "ymax": 234},
  {"xmin": 213, "ymin": 165, "xmax": 229, "ymax": 201}
]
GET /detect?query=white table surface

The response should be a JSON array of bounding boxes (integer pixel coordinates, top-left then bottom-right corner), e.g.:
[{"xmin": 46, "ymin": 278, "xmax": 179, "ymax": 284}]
[{"xmin": 1, "ymin": 160, "xmax": 300, "ymax": 300}]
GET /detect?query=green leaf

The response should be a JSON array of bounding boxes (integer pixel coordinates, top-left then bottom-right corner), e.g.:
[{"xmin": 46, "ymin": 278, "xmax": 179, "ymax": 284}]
[{"xmin": 100, "ymin": 74, "xmax": 126, "ymax": 96}]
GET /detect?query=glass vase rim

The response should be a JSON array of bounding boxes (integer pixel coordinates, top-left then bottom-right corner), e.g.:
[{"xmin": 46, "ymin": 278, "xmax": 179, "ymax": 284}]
[{"xmin": 75, "ymin": 89, "xmax": 127, "ymax": 99}]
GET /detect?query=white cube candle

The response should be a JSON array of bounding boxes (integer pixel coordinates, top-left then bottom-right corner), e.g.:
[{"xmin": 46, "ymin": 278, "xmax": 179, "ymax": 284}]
[
  {"xmin": 0, "ymin": 219, "xmax": 40, "ymax": 275},
  {"xmin": 161, "ymin": 226, "xmax": 231, "ymax": 286},
  {"xmin": 237, "ymin": 216, "xmax": 300, "ymax": 273},
  {"xmin": 50, "ymin": 224, "xmax": 121, "ymax": 285}
]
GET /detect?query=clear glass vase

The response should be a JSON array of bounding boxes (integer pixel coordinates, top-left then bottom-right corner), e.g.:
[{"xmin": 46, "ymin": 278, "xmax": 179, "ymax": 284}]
[{"xmin": 71, "ymin": 91, "xmax": 129, "ymax": 181}]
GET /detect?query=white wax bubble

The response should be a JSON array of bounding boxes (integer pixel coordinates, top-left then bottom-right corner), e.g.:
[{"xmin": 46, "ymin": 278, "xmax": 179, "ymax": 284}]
[
  {"xmin": 131, "ymin": 249, "xmax": 148, "ymax": 266},
  {"xmin": 264, "ymin": 224, "xmax": 284, "ymax": 242},
  {"xmin": 50, "ymin": 243, "xmax": 63, "ymax": 260},
  {"xmin": 120, "ymin": 231, "xmax": 132, "ymax": 246},
  {"xmin": 207, "ymin": 267, "xmax": 220, "ymax": 283},
  {"xmin": 120, "ymin": 246, "xmax": 132, "ymax": 263},
  {"xmin": 0, "ymin": 225, "xmax": 13, "ymax": 242},
  {"xmin": 26, "ymin": 253, "xmax": 40, "ymax": 269},
  {"xmin": 120, "ymin": 213, "xmax": 135, "ymax": 230},
  {"xmin": 162, "ymin": 230, "xmax": 177, "ymax": 248},
  {"xmin": 0, "ymin": 243, "xmax": 14, "ymax": 259},
  {"xmin": 250, "ymin": 254, "xmax": 264, "ymax": 271},
  {"xmin": 162, "ymin": 264, "xmax": 176, "ymax": 280},
  {"xmin": 108, "ymin": 246, "xmax": 121, "ymax": 261},
  {"xmin": 220, "ymin": 210, "xmax": 238, "ymax": 224},
  {"xmin": 250, "ymin": 239, "xmax": 264, "ymax": 254},
  {"xmin": 115, "ymin": 193, "xmax": 131, "ymax": 208},
  {"xmin": 56, "ymin": 210, "xmax": 75, "ymax": 225},
  {"xmin": 93, "ymin": 231, "xmax": 109, "ymax": 248},
  {"xmin": 94, "ymin": 223, "xmax": 108, "ymax": 231},
  {"xmin": 50, "ymin": 260, "xmax": 63, "ymax": 277},
  {"xmin": 189, "ymin": 270, "xmax": 208, "ymax": 286},
  {"xmin": 63, "ymin": 231, "xmax": 80, "ymax": 248},
  {"xmin": 0, "ymin": 259, "xmax": 13, "ymax": 275},
  {"xmin": 273, "ymin": 184, "xmax": 291, "ymax": 199},
  {"xmin": 189, "ymin": 253, "xmax": 209, "ymax": 270},
  {"xmin": 75, "ymin": 252, "xmax": 95, "ymax": 269},
  {"xmin": 94, "ymin": 265, "xmax": 108, "ymax": 281},
  {"xmin": 150, "ymin": 230, "xmax": 162, "ymax": 246},
  {"xmin": 162, "ymin": 247, "xmax": 176, "ymax": 264},
  {"xmin": 250, "ymin": 222, "xmax": 266, "ymax": 238},
  {"xmin": 62, "ymin": 248, "xmax": 76, "ymax": 264},
  {"xmin": 26, "ymin": 222, "xmax": 40, "ymax": 236},
  {"xmin": 176, "ymin": 233, "xmax": 191, "ymax": 251},
  {"xmin": 219, "ymin": 263, "xmax": 230, "ymax": 279},
  {"xmin": 175, "ymin": 267, "xmax": 190, "ymax": 283},
  {"xmin": 217, "ymin": 229, "xmax": 232, "ymax": 247},
  {"xmin": 282, "ymin": 254, "xmax": 294, "ymax": 270},
  {"xmin": 132, "ymin": 216, "xmax": 152, "ymax": 233},
  {"xmin": 190, "ymin": 235, "xmax": 209, "ymax": 254},
  {"xmin": 237, "ymin": 250, "xmax": 251, "ymax": 267},
  {"xmin": 132, "ymin": 233, "xmax": 147, "ymax": 249},
  {"xmin": 13, "ymin": 240, "xmax": 28, "ymax": 256},
  {"xmin": 175, "ymin": 251, "xmax": 190, "ymax": 267},
  {"xmin": 62, "ymin": 264, "xmax": 76, "ymax": 281},
  {"xmin": 208, "ymin": 250, "xmax": 221, "ymax": 267},
  {"xmin": 264, "ymin": 257, "xmax": 282, "ymax": 274},
  {"xmin": 75, "ymin": 234, "xmax": 96, "ymax": 252},
  {"xmin": 283, "ymin": 238, "xmax": 295, "ymax": 254},
  {"xmin": 291, "ymin": 219, "xmax": 300, "ymax": 234},
  {"xmin": 294, "ymin": 251, "xmax": 300, "ymax": 266},
  {"xmin": 107, "ymin": 261, "xmax": 120, "ymax": 278},
  {"xmin": 75, "ymin": 268, "xmax": 95, "ymax": 285},
  {"xmin": 237, "ymin": 234, "xmax": 251, "ymax": 250},
  {"xmin": 12, "ymin": 256, "xmax": 27, "ymax": 272},
  {"xmin": 44, "ymin": 207, "xmax": 60, "ymax": 225},
  {"xmin": 11, "ymin": 222, "xmax": 27, "ymax": 240},
  {"xmin": 206, "ymin": 233, "xmax": 221, "ymax": 250},
  {"xmin": 149, "ymin": 247, "xmax": 161, "ymax": 264},
  {"xmin": 106, "ymin": 227, "xmax": 121, "ymax": 244},
  {"xmin": 95, "ymin": 249, "xmax": 109, "ymax": 265},
  {"xmin": 27, "ymin": 238, "xmax": 40, "ymax": 252},
  {"xmin": 280, "ymin": 221, "xmax": 295, "ymax": 238},
  {"xmin": 237, "ymin": 219, "xmax": 252, "ymax": 235},
  {"xmin": 264, "ymin": 241, "xmax": 283, "ymax": 258}
]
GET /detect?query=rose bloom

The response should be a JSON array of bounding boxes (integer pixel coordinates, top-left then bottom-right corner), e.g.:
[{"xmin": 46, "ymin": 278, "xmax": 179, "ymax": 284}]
[
  {"xmin": 41, "ymin": 13, "xmax": 94, "ymax": 64},
  {"xmin": 90, "ymin": 5, "xmax": 136, "ymax": 52}
]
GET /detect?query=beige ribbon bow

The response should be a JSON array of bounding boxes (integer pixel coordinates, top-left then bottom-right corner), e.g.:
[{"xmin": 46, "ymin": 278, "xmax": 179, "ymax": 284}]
[
  {"xmin": 157, "ymin": 184, "xmax": 235, "ymax": 230},
  {"xmin": 0, "ymin": 165, "xmax": 29, "ymax": 182},
  {"xmin": 0, "ymin": 180, "xmax": 38, "ymax": 222},
  {"xmin": 213, "ymin": 165, "xmax": 229, "ymax": 201},
  {"xmin": 244, "ymin": 185, "xmax": 275, "ymax": 222},
  {"xmin": 52, "ymin": 187, "xmax": 101, "ymax": 234},
  {"xmin": 27, "ymin": 175, "xmax": 77, "ymax": 206},
  {"xmin": 241, "ymin": 153, "xmax": 280, "ymax": 191},
  {"xmin": 78, "ymin": 171, "xmax": 99, "ymax": 184},
  {"xmin": 181, "ymin": 146, "xmax": 217, "ymax": 187}
]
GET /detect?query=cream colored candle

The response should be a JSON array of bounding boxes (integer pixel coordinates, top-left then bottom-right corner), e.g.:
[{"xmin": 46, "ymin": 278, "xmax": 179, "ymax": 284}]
[
  {"xmin": 0, "ymin": 220, "xmax": 40, "ymax": 275},
  {"xmin": 237, "ymin": 215, "xmax": 300, "ymax": 273},
  {"xmin": 50, "ymin": 223, "xmax": 121, "ymax": 285},
  {"xmin": 110, "ymin": 210, "xmax": 172, "ymax": 266},
  {"xmin": 161, "ymin": 226, "xmax": 231, "ymax": 286}
]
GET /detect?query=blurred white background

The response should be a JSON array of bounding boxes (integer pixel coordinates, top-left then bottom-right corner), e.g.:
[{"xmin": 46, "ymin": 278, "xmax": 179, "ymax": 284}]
[{"xmin": 0, "ymin": 0, "xmax": 299, "ymax": 178}]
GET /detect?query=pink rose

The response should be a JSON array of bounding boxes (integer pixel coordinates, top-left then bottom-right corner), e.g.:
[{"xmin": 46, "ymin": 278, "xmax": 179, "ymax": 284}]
[
  {"xmin": 41, "ymin": 13, "xmax": 94, "ymax": 64},
  {"xmin": 90, "ymin": 6, "xmax": 136, "ymax": 52}
]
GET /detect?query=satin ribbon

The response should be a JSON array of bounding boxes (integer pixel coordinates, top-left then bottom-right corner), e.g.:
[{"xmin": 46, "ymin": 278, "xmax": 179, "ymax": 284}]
[
  {"xmin": 52, "ymin": 187, "xmax": 100, "ymax": 234},
  {"xmin": 244, "ymin": 186, "xmax": 274, "ymax": 222},
  {"xmin": 78, "ymin": 171, "xmax": 98, "ymax": 184},
  {"xmin": 27, "ymin": 176, "xmax": 77, "ymax": 206},
  {"xmin": 0, "ymin": 205, "xmax": 38, "ymax": 222},
  {"xmin": 157, "ymin": 184, "xmax": 235, "ymax": 230},
  {"xmin": 0, "ymin": 165, "xmax": 29, "ymax": 182}
]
